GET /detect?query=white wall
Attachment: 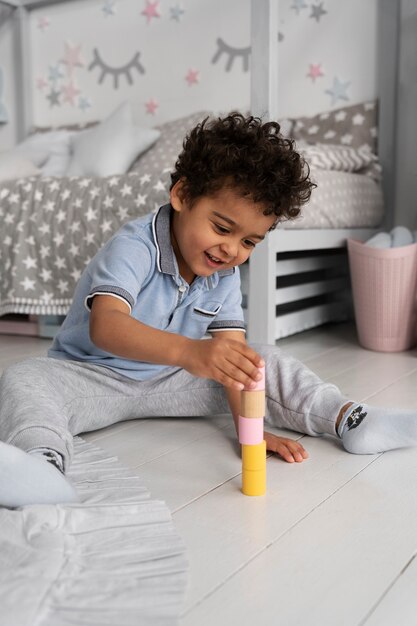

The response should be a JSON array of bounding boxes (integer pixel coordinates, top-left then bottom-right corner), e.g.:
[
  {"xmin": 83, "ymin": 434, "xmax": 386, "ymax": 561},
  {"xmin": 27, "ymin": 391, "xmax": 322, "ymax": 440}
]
[
  {"xmin": 0, "ymin": 0, "xmax": 379, "ymax": 146},
  {"xmin": 0, "ymin": 17, "xmax": 18, "ymax": 150}
]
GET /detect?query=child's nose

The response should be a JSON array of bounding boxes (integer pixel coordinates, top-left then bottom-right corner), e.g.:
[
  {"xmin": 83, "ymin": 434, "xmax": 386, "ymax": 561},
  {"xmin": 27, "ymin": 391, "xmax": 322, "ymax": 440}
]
[{"xmin": 220, "ymin": 239, "xmax": 239, "ymax": 259}]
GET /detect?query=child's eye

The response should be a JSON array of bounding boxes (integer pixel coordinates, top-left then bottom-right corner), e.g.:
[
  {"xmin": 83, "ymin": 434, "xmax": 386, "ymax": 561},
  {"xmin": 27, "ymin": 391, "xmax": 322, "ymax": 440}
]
[
  {"xmin": 243, "ymin": 240, "xmax": 256, "ymax": 248},
  {"xmin": 214, "ymin": 223, "xmax": 230, "ymax": 234}
]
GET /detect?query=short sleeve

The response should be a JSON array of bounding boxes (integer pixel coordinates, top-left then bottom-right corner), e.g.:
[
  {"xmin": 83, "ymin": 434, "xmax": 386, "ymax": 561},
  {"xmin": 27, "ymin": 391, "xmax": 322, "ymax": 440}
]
[
  {"xmin": 208, "ymin": 267, "xmax": 246, "ymax": 333},
  {"xmin": 85, "ymin": 234, "xmax": 153, "ymax": 312}
]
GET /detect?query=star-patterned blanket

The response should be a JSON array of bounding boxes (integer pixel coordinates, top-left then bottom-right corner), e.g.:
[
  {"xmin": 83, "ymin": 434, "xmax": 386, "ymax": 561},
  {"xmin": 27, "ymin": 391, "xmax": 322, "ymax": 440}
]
[
  {"xmin": 0, "ymin": 170, "xmax": 170, "ymax": 316},
  {"xmin": 0, "ymin": 138, "xmax": 384, "ymax": 318}
]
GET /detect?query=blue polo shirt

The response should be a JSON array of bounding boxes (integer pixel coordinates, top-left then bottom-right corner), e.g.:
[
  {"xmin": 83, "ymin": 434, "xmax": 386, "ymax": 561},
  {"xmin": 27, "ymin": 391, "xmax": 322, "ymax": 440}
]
[{"xmin": 49, "ymin": 203, "xmax": 246, "ymax": 380}]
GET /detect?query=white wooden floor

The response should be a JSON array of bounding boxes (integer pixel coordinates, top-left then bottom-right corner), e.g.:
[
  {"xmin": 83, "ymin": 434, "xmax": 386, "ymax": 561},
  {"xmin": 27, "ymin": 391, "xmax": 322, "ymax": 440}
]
[{"xmin": 1, "ymin": 322, "xmax": 417, "ymax": 626}]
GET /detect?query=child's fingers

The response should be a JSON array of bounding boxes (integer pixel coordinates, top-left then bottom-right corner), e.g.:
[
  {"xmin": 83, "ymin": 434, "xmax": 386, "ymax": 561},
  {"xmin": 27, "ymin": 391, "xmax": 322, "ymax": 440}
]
[
  {"xmin": 220, "ymin": 358, "xmax": 263, "ymax": 389},
  {"xmin": 236, "ymin": 343, "xmax": 265, "ymax": 368},
  {"xmin": 215, "ymin": 366, "xmax": 251, "ymax": 391},
  {"xmin": 226, "ymin": 350, "xmax": 265, "ymax": 385},
  {"xmin": 266, "ymin": 435, "xmax": 309, "ymax": 463}
]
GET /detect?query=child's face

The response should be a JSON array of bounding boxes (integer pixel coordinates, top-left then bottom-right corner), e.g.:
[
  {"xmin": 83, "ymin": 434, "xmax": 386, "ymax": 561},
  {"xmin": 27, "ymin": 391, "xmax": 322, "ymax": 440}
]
[{"xmin": 170, "ymin": 181, "xmax": 276, "ymax": 283}]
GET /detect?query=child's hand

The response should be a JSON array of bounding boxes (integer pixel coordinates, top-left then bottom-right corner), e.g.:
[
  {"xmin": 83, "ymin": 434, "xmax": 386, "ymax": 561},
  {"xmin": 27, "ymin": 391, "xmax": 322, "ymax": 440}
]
[
  {"xmin": 180, "ymin": 337, "xmax": 264, "ymax": 390},
  {"xmin": 264, "ymin": 431, "xmax": 309, "ymax": 463}
]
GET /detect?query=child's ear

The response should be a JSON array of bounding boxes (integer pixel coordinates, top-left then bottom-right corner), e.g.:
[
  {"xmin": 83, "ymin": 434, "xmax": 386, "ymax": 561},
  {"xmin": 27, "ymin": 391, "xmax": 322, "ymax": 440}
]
[{"xmin": 170, "ymin": 179, "xmax": 186, "ymax": 212}]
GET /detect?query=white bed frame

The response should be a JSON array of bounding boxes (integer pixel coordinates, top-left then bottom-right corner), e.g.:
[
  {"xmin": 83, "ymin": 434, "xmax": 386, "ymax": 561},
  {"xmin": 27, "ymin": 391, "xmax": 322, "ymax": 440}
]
[
  {"xmin": 246, "ymin": 0, "xmax": 399, "ymax": 344},
  {"xmin": 0, "ymin": 0, "xmax": 400, "ymax": 342}
]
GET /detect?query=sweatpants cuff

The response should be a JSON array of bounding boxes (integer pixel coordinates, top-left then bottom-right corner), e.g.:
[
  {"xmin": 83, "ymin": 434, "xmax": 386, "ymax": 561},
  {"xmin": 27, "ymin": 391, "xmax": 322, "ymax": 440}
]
[
  {"xmin": 309, "ymin": 387, "xmax": 350, "ymax": 437},
  {"xmin": 8, "ymin": 426, "xmax": 70, "ymax": 467}
]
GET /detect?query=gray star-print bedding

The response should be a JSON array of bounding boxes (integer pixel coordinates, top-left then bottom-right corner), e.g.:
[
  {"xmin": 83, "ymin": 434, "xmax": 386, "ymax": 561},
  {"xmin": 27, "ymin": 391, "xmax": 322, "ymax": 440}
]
[
  {"xmin": 0, "ymin": 171, "xmax": 170, "ymax": 316},
  {"xmin": 0, "ymin": 103, "xmax": 384, "ymax": 319}
]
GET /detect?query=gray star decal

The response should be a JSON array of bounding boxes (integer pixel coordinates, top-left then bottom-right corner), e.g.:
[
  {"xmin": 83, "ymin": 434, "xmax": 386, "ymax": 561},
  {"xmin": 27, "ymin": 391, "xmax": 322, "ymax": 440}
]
[
  {"xmin": 46, "ymin": 89, "xmax": 61, "ymax": 107},
  {"xmin": 310, "ymin": 2, "xmax": 327, "ymax": 22}
]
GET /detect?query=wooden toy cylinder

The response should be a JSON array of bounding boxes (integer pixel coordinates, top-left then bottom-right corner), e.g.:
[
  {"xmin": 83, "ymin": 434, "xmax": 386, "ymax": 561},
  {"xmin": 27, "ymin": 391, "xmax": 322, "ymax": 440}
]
[
  {"xmin": 238, "ymin": 415, "xmax": 264, "ymax": 445},
  {"xmin": 242, "ymin": 468, "xmax": 266, "ymax": 496},
  {"xmin": 241, "ymin": 390, "xmax": 265, "ymax": 418},
  {"xmin": 242, "ymin": 440, "xmax": 266, "ymax": 471}
]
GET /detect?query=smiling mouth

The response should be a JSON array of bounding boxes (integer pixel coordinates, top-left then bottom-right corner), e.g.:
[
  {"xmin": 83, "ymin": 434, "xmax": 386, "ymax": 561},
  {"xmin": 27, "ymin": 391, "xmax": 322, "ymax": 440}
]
[{"xmin": 205, "ymin": 252, "xmax": 225, "ymax": 265}]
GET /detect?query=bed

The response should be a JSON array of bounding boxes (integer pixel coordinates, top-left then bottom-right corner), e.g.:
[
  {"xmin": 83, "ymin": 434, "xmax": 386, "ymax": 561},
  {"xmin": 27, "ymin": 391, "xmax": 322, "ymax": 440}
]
[
  {"xmin": 246, "ymin": 0, "xmax": 398, "ymax": 343},
  {"xmin": 0, "ymin": 0, "xmax": 399, "ymax": 344}
]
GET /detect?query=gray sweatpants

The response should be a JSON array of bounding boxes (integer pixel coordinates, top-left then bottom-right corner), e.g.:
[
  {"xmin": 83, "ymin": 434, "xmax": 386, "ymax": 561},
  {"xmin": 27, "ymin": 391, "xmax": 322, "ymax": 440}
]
[{"xmin": 0, "ymin": 344, "xmax": 347, "ymax": 471}]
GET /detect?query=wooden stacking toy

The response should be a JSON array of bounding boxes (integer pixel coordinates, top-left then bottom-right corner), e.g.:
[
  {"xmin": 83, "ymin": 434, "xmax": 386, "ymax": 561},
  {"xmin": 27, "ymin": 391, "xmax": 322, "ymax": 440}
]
[{"xmin": 239, "ymin": 366, "xmax": 266, "ymax": 496}]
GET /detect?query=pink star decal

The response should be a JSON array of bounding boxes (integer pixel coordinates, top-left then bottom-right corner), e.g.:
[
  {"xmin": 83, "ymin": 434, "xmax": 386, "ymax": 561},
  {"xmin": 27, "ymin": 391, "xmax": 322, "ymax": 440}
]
[
  {"xmin": 185, "ymin": 69, "xmax": 199, "ymax": 86},
  {"xmin": 307, "ymin": 63, "xmax": 324, "ymax": 82},
  {"xmin": 145, "ymin": 98, "xmax": 159, "ymax": 115},
  {"xmin": 36, "ymin": 77, "xmax": 48, "ymax": 91},
  {"xmin": 141, "ymin": 1, "xmax": 161, "ymax": 23},
  {"xmin": 61, "ymin": 42, "xmax": 84, "ymax": 75},
  {"xmin": 37, "ymin": 16, "xmax": 50, "ymax": 31},
  {"xmin": 62, "ymin": 82, "xmax": 81, "ymax": 106}
]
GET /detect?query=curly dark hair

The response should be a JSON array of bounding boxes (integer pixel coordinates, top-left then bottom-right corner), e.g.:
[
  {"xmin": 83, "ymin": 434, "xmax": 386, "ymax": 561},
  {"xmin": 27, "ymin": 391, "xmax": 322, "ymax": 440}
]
[{"xmin": 170, "ymin": 112, "xmax": 316, "ymax": 227}]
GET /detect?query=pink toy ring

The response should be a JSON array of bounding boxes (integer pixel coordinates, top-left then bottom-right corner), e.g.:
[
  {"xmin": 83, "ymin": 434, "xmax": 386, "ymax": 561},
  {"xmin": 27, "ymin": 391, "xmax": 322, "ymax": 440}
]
[{"xmin": 238, "ymin": 415, "xmax": 264, "ymax": 445}]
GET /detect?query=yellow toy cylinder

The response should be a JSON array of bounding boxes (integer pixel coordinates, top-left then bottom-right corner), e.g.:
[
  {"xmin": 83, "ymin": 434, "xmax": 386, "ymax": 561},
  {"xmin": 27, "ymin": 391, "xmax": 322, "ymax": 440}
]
[
  {"xmin": 242, "ymin": 468, "xmax": 266, "ymax": 496},
  {"xmin": 242, "ymin": 440, "xmax": 266, "ymax": 471}
]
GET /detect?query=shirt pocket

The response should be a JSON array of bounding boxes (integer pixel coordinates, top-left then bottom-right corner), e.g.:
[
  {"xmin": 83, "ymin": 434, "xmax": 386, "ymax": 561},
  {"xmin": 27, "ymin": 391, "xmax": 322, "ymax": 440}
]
[{"xmin": 192, "ymin": 303, "xmax": 222, "ymax": 319}]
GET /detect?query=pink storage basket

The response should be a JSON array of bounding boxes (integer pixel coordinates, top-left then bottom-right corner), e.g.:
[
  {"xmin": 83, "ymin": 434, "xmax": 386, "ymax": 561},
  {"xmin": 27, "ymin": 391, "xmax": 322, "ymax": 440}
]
[{"xmin": 347, "ymin": 239, "xmax": 417, "ymax": 352}]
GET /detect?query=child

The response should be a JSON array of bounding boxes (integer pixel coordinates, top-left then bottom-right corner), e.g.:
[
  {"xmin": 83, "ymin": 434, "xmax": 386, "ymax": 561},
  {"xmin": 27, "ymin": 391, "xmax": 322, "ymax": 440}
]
[{"xmin": 1, "ymin": 112, "xmax": 416, "ymax": 508}]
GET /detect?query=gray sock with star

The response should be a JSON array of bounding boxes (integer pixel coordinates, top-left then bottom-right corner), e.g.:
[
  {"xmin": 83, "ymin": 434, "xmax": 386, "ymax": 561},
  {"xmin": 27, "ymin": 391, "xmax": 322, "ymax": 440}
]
[{"xmin": 337, "ymin": 403, "xmax": 417, "ymax": 454}]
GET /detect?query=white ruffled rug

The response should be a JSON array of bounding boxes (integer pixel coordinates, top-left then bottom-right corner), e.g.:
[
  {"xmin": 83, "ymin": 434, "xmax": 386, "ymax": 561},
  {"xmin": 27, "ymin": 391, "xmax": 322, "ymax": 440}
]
[{"xmin": 0, "ymin": 437, "xmax": 188, "ymax": 626}]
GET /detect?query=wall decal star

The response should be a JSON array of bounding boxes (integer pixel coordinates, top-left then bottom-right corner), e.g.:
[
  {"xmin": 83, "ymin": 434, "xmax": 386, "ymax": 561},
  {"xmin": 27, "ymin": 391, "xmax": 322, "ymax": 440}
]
[
  {"xmin": 142, "ymin": 0, "xmax": 161, "ymax": 24},
  {"xmin": 145, "ymin": 98, "xmax": 159, "ymax": 114},
  {"xmin": 102, "ymin": 0, "xmax": 116, "ymax": 17},
  {"xmin": 291, "ymin": 0, "xmax": 308, "ymax": 15},
  {"xmin": 310, "ymin": 2, "xmax": 327, "ymax": 22},
  {"xmin": 36, "ymin": 77, "xmax": 48, "ymax": 91},
  {"xmin": 37, "ymin": 16, "xmax": 50, "ymax": 31},
  {"xmin": 170, "ymin": 4, "xmax": 184, "ymax": 21},
  {"xmin": 48, "ymin": 64, "xmax": 65, "ymax": 82},
  {"xmin": 185, "ymin": 68, "xmax": 199, "ymax": 86},
  {"xmin": 307, "ymin": 63, "xmax": 324, "ymax": 82},
  {"xmin": 325, "ymin": 76, "xmax": 350, "ymax": 105},
  {"xmin": 61, "ymin": 42, "xmax": 84, "ymax": 74},
  {"xmin": 62, "ymin": 81, "xmax": 80, "ymax": 105},
  {"xmin": 46, "ymin": 88, "xmax": 61, "ymax": 107},
  {"xmin": 78, "ymin": 96, "xmax": 92, "ymax": 111}
]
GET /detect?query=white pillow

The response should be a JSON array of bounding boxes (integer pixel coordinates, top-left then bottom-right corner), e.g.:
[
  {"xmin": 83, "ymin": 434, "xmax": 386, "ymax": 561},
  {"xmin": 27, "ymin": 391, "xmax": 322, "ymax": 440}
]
[
  {"xmin": 0, "ymin": 152, "xmax": 41, "ymax": 182},
  {"xmin": 40, "ymin": 130, "xmax": 77, "ymax": 176},
  {"xmin": 13, "ymin": 130, "xmax": 74, "ymax": 168},
  {"xmin": 66, "ymin": 102, "xmax": 160, "ymax": 177}
]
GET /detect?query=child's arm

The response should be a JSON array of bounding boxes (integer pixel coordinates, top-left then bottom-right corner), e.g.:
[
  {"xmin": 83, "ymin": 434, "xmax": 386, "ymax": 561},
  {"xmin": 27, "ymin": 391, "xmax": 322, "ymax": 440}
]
[
  {"xmin": 89, "ymin": 295, "xmax": 261, "ymax": 390},
  {"xmin": 210, "ymin": 330, "xmax": 309, "ymax": 463}
]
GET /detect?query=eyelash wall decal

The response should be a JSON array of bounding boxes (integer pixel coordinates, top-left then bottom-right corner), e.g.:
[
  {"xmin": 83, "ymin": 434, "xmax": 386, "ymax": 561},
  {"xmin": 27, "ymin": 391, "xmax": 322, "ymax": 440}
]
[
  {"xmin": 88, "ymin": 48, "xmax": 145, "ymax": 89},
  {"xmin": 211, "ymin": 38, "xmax": 250, "ymax": 72},
  {"xmin": 211, "ymin": 33, "xmax": 284, "ymax": 73}
]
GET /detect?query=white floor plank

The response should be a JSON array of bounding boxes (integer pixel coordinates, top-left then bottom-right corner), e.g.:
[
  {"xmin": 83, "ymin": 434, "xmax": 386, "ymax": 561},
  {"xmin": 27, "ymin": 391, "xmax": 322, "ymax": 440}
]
[
  {"xmin": 363, "ymin": 553, "xmax": 417, "ymax": 626},
  {"xmin": 326, "ymin": 350, "xmax": 417, "ymax": 400},
  {"xmin": 82, "ymin": 414, "xmax": 232, "ymax": 466},
  {"xmin": 0, "ymin": 336, "xmax": 51, "ymax": 371},
  {"xmin": 276, "ymin": 322, "xmax": 356, "ymax": 362},
  {"xmin": 180, "ymin": 447, "xmax": 417, "ymax": 626},
  {"xmin": 173, "ymin": 436, "xmax": 378, "ymax": 615},
  {"xmin": 365, "ymin": 368, "xmax": 417, "ymax": 408}
]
